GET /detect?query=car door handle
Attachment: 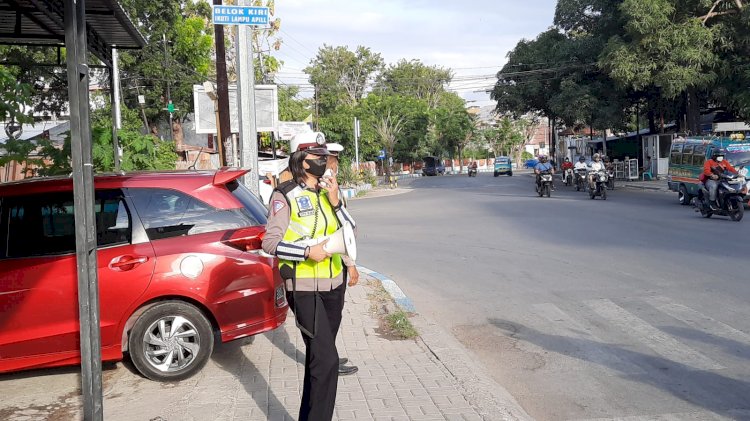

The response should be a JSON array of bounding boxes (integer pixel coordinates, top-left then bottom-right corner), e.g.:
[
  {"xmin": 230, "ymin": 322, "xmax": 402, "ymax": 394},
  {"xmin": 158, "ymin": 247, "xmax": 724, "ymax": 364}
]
[{"xmin": 110, "ymin": 256, "xmax": 149, "ymax": 270}]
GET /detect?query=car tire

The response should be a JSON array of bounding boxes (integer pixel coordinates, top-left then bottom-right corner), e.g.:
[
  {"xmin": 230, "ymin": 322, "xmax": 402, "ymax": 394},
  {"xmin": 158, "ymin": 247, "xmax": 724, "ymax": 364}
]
[
  {"xmin": 678, "ymin": 185, "xmax": 691, "ymax": 206},
  {"xmin": 128, "ymin": 301, "xmax": 214, "ymax": 382},
  {"xmin": 494, "ymin": 172, "xmax": 499, "ymax": 177},
  {"xmin": 508, "ymin": 172, "xmax": 513, "ymax": 177}
]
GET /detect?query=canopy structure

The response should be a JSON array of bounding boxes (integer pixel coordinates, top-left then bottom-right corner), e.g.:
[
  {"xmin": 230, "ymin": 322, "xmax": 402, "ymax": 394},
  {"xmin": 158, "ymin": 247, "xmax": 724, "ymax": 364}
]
[
  {"xmin": 0, "ymin": 1, "xmax": 144, "ymax": 420},
  {"xmin": 0, "ymin": 0, "xmax": 144, "ymax": 66}
]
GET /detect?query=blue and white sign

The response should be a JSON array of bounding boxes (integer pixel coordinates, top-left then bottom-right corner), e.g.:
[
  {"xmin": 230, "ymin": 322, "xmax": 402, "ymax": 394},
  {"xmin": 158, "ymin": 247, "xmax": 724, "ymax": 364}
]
[
  {"xmin": 212, "ymin": 5, "xmax": 270, "ymax": 26},
  {"xmin": 378, "ymin": 149, "xmax": 386, "ymax": 159}
]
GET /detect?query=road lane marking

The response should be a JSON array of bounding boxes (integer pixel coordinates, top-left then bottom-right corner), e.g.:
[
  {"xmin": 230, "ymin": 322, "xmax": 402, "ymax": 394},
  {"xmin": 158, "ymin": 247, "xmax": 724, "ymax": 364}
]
[
  {"xmin": 533, "ymin": 302, "xmax": 646, "ymax": 374},
  {"xmin": 585, "ymin": 299, "xmax": 724, "ymax": 371},
  {"xmin": 643, "ymin": 296, "xmax": 750, "ymax": 345}
]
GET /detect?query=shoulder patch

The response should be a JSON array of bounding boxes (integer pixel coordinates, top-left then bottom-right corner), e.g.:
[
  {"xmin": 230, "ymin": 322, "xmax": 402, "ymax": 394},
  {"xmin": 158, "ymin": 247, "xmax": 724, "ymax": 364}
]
[{"xmin": 272, "ymin": 200, "xmax": 286, "ymax": 215}]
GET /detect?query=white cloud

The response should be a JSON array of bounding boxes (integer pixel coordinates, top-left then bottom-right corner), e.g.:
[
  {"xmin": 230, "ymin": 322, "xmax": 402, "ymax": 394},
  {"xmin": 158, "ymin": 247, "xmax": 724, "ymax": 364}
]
[{"xmin": 272, "ymin": 0, "xmax": 558, "ymax": 101}]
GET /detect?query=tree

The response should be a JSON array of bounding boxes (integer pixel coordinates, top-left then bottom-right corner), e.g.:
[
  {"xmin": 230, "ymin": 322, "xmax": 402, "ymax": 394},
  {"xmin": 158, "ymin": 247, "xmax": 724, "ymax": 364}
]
[
  {"xmin": 375, "ymin": 59, "xmax": 452, "ymax": 109},
  {"xmin": 304, "ymin": 45, "xmax": 384, "ymax": 114},
  {"xmin": 599, "ymin": 0, "xmax": 719, "ymax": 133},
  {"xmin": 117, "ymin": 0, "xmax": 213, "ymax": 133},
  {"xmin": 431, "ymin": 92, "xmax": 474, "ymax": 171},
  {"xmin": 278, "ymin": 85, "xmax": 311, "ymax": 121},
  {"xmin": 357, "ymin": 93, "xmax": 429, "ymax": 177},
  {"xmin": 0, "ymin": 46, "xmax": 69, "ymax": 119},
  {"xmin": 0, "ymin": 66, "xmax": 35, "ymax": 170}
]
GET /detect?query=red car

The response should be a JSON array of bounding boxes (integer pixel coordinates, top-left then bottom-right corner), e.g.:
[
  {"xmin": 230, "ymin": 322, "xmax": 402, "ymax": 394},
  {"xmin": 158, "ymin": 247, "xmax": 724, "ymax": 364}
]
[{"xmin": 0, "ymin": 169, "xmax": 287, "ymax": 381}]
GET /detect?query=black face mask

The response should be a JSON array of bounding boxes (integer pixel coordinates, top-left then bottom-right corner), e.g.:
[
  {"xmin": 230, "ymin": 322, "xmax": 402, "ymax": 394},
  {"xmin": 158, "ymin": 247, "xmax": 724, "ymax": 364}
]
[{"xmin": 305, "ymin": 158, "xmax": 327, "ymax": 177}]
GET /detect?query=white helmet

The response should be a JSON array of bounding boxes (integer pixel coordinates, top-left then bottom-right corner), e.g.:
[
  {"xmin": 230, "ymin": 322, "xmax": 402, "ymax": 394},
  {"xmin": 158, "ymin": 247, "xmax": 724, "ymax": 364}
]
[{"xmin": 290, "ymin": 131, "xmax": 330, "ymax": 155}]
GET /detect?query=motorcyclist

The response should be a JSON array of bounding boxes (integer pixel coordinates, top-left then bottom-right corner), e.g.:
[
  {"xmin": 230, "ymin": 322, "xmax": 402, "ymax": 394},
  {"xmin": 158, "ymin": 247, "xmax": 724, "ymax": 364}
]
[
  {"xmin": 588, "ymin": 153, "xmax": 606, "ymax": 189},
  {"xmin": 574, "ymin": 156, "xmax": 588, "ymax": 184},
  {"xmin": 534, "ymin": 155, "xmax": 555, "ymax": 191},
  {"xmin": 561, "ymin": 157, "xmax": 574, "ymax": 184},
  {"xmin": 561, "ymin": 157, "xmax": 574, "ymax": 172},
  {"xmin": 703, "ymin": 150, "xmax": 738, "ymax": 209}
]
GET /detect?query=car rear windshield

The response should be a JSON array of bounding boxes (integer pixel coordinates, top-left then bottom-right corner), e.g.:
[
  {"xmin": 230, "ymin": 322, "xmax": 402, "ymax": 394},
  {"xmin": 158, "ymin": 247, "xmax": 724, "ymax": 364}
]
[
  {"xmin": 226, "ymin": 181, "xmax": 268, "ymax": 224},
  {"xmin": 129, "ymin": 186, "xmax": 266, "ymax": 241}
]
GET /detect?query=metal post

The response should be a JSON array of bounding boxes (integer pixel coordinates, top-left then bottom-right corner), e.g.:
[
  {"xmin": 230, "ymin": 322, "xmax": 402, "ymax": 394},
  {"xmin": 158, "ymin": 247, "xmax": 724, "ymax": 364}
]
[
  {"xmin": 237, "ymin": 9, "xmax": 259, "ymax": 195},
  {"xmin": 213, "ymin": 0, "xmax": 231, "ymax": 166},
  {"xmin": 111, "ymin": 47, "xmax": 121, "ymax": 172},
  {"xmin": 162, "ymin": 33, "xmax": 173, "ymax": 143},
  {"xmin": 354, "ymin": 117, "xmax": 360, "ymax": 171},
  {"xmin": 64, "ymin": 0, "xmax": 103, "ymax": 419}
]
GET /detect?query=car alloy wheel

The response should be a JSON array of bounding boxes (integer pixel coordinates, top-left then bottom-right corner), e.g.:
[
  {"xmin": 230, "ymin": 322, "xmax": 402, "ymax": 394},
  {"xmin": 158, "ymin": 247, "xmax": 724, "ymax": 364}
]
[{"xmin": 128, "ymin": 301, "xmax": 214, "ymax": 381}]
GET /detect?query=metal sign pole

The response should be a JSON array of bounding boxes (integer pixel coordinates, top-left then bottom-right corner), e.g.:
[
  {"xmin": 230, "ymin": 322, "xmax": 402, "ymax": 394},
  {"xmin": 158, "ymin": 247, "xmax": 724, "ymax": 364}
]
[
  {"xmin": 111, "ymin": 46, "xmax": 122, "ymax": 172},
  {"xmin": 64, "ymin": 0, "xmax": 104, "ymax": 419},
  {"xmin": 236, "ymin": 1, "xmax": 259, "ymax": 195},
  {"xmin": 354, "ymin": 117, "xmax": 360, "ymax": 171}
]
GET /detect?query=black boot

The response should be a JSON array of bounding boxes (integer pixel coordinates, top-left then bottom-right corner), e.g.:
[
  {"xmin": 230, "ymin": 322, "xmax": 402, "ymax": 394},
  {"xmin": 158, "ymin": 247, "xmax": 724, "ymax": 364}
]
[{"xmin": 338, "ymin": 357, "xmax": 358, "ymax": 376}]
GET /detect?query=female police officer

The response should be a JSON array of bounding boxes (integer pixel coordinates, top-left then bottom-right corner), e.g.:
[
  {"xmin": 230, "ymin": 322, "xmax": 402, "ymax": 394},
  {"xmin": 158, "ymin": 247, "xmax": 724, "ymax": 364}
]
[{"xmin": 262, "ymin": 131, "xmax": 357, "ymax": 421}]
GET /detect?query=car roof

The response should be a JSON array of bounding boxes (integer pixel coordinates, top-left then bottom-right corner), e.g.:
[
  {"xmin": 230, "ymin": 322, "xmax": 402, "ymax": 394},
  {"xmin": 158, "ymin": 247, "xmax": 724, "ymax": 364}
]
[{"xmin": 0, "ymin": 169, "xmax": 249, "ymax": 208}]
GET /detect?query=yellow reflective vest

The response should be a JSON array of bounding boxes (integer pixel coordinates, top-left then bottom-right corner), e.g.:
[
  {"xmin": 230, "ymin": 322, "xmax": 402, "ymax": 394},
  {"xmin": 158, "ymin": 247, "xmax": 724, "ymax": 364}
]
[{"xmin": 279, "ymin": 185, "xmax": 343, "ymax": 280}]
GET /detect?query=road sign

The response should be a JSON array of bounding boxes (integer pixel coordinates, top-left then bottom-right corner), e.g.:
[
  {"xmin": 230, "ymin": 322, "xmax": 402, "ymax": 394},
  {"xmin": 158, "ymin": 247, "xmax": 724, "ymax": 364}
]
[
  {"xmin": 212, "ymin": 5, "xmax": 270, "ymax": 26},
  {"xmin": 378, "ymin": 149, "xmax": 386, "ymax": 159},
  {"xmin": 167, "ymin": 102, "xmax": 175, "ymax": 113}
]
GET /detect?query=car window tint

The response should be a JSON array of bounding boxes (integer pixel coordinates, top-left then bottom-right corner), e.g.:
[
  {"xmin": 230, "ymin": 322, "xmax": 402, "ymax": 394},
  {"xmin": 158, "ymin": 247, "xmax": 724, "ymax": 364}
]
[
  {"xmin": 3, "ymin": 190, "xmax": 131, "ymax": 258},
  {"xmin": 128, "ymin": 188, "xmax": 261, "ymax": 240}
]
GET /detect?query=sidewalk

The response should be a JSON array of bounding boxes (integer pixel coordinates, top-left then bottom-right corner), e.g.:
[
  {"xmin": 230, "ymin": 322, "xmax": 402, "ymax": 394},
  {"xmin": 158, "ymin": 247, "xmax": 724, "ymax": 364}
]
[
  {"xmin": 620, "ymin": 179, "xmax": 671, "ymax": 192},
  {"xmin": 0, "ymin": 271, "xmax": 531, "ymax": 421}
]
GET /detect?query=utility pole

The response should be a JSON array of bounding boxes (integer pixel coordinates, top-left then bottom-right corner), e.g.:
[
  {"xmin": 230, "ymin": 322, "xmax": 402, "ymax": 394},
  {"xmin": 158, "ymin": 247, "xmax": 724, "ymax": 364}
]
[
  {"xmin": 162, "ymin": 33, "xmax": 173, "ymax": 142},
  {"xmin": 111, "ymin": 46, "xmax": 122, "ymax": 172},
  {"xmin": 237, "ymin": 2, "xmax": 259, "ymax": 195},
  {"xmin": 213, "ymin": 0, "xmax": 231, "ymax": 166}
]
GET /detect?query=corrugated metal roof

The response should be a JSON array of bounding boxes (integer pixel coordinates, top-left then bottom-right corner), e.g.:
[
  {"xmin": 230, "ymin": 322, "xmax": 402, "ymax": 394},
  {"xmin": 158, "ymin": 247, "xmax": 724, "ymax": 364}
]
[{"xmin": 0, "ymin": 0, "xmax": 145, "ymax": 65}]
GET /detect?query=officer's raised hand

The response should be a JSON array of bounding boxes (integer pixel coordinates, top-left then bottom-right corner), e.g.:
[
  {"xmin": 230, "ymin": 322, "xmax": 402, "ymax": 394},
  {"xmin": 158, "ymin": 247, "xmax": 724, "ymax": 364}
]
[{"xmin": 321, "ymin": 171, "xmax": 340, "ymax": 207}]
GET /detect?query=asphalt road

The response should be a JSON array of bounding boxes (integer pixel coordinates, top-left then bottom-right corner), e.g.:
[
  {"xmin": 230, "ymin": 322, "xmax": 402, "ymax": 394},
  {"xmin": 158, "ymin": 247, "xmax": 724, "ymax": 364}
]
[{"xmin": 348, "ymin": 171, "xmax": 750, "ymax": 421}]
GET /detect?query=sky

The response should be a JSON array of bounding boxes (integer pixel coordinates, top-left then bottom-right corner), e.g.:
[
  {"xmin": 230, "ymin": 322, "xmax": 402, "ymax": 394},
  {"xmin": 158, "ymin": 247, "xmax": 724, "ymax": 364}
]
[{"xmin": 271, "ymin": 0, "xmax": 559, "ymax": 106}]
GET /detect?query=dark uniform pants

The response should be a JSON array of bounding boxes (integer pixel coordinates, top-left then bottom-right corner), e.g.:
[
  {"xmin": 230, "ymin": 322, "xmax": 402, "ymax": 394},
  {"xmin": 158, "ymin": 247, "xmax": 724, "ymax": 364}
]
[{"xmin": 287, "ymin": 282, "xmax": 346, "ymax": 421}]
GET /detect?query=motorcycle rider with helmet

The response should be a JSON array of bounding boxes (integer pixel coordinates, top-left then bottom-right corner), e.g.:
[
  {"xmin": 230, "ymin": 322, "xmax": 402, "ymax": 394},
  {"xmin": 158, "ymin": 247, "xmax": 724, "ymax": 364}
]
[
  {"xmin": 561, "ymin": 157, "xmax": 574, "ymax": 184},
  {"xmin": 704, "ymin": 150, "xmax": 738, "ymax": 210},
  {"xmin": 588, "ymin": 153, "xmax": 606, "ymax": 190},
  {"xmin": 535, "ymin": 155, "xmax": 555, "ymax": 191}
]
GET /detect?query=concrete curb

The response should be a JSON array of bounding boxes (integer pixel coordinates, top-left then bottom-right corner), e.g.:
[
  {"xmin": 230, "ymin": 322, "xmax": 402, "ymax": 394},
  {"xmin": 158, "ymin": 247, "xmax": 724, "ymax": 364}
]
[
  {"xmin": 622, "ymin": 183, "xmax": 670, "ymax": 192},
  {"xmin": 358, "ymin": 266, "xmax": 534, "ymax": 421}
]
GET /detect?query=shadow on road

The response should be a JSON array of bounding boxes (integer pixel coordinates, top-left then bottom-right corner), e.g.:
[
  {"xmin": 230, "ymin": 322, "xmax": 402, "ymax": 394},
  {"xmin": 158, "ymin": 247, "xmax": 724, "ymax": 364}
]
[
  {"xmin": 488, "ymin": 318, "xmax": 750, "ymax": 417},
  {"xmin": 662, "ymin": 325, "xmax": 750, "ymax": 362}
]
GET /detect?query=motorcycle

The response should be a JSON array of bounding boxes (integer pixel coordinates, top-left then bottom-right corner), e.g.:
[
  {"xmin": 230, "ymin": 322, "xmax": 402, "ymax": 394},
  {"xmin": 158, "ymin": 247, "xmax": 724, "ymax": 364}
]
[
  {"xmin": 536, "ymin": 171, "xmax": 553, "ymax": 198},
  {"xmin": 693, "ymin": 171, "xmax": 746, "ymax": 221},
  {"xmin": 589, "ymin": 170, "xmax": 608, "ymax": 200},
  {"xmin": 564, "ymin": 168, "xmax": 574, "ymax": 186},
  {"xmin": 606, "ymin": 168, "xmax": 615, "ymax": 190},
  {"xmin": 575, "ymin": 168, "xmax": 587, "ymax": 192},
  {"xmin": 468, "ymin": 167, "xmax": 477, "ymax": 177}
]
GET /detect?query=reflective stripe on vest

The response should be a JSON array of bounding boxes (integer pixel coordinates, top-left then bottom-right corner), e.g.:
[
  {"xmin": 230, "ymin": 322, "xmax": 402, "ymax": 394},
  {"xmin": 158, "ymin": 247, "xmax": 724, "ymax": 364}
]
[{"xmin": 279, "ymin": 186, "xmax": 343, "ymax": 279}]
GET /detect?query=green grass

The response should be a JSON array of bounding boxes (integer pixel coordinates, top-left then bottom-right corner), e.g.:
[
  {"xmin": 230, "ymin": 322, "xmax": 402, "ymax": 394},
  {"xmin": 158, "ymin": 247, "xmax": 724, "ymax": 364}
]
[
  {"xmin": 356, "ymin": 190, "xmax": 368, "ymax": 198},
  {"xmin": 385, "ymin": 310, "xmax": 418, "ymax": 339}
]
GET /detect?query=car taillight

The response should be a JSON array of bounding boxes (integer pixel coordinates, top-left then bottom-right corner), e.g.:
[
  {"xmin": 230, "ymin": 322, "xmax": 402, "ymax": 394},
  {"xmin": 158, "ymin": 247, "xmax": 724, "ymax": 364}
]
[{"xmin": 223, "ymin": 226, "xmax": 265, "ymax": 251}]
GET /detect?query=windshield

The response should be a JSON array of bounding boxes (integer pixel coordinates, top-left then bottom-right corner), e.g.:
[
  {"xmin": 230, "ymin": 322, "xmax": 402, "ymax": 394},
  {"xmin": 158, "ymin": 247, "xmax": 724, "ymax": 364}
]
[
  {"xmin": 495, "ymin": 158, "xmax": 509, "ymax": 164},
  {"xmin": 724, "ymin": 147, "xmax": 750, "ymax": 168}
]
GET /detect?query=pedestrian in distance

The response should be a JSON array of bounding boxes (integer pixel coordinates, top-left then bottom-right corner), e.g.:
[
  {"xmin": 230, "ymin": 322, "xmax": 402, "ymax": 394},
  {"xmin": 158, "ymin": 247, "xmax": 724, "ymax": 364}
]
[{"xmin": 262, "ymin": 131, "xmax": 359, "ymax": 421}]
